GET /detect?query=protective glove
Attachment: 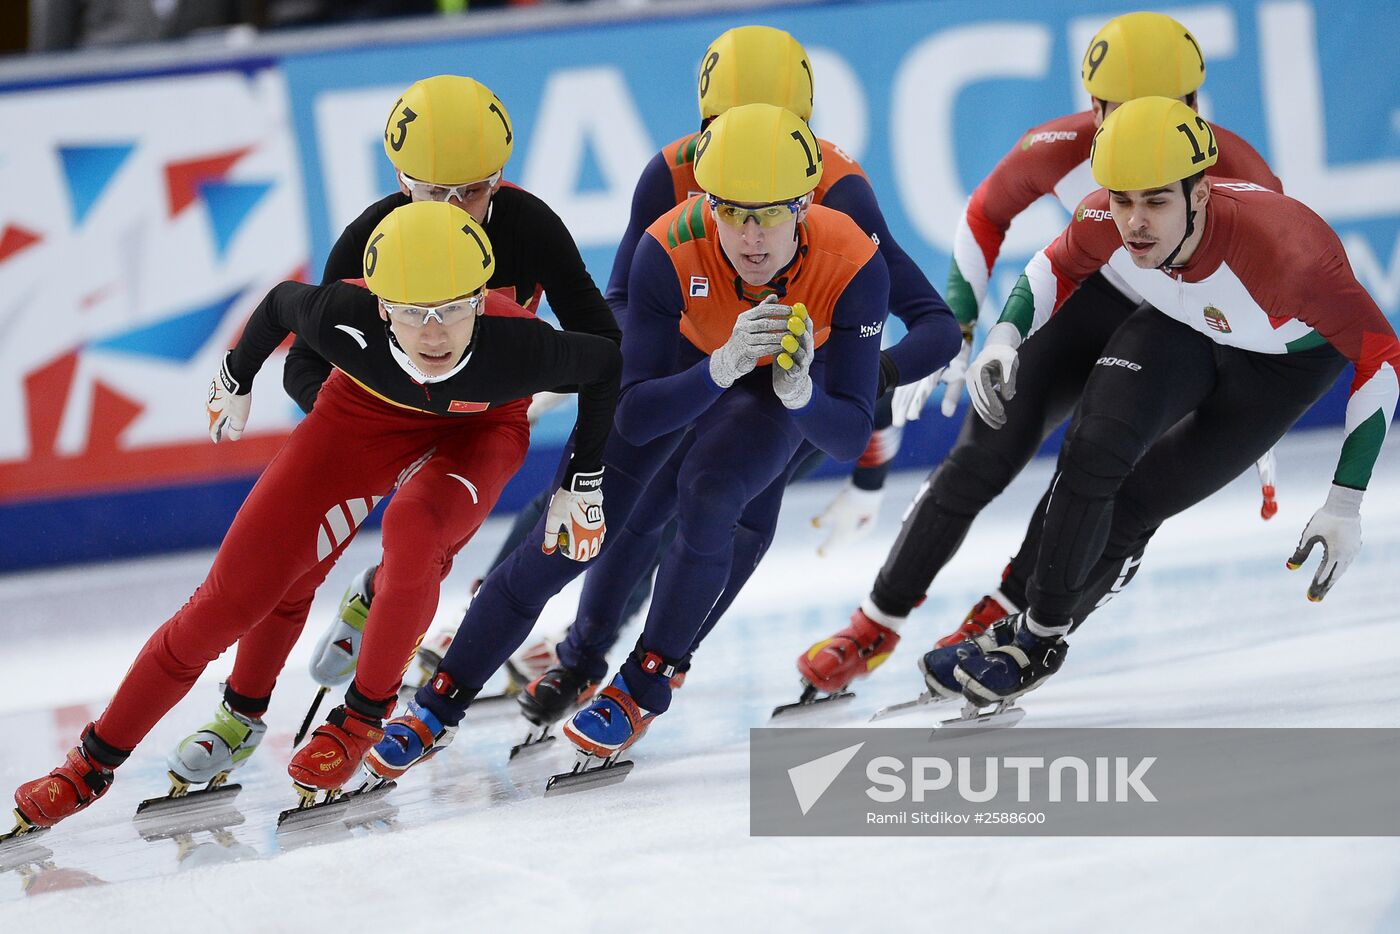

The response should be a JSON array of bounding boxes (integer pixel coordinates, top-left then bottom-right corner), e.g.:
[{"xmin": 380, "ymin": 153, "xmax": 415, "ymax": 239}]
[
  {"xmin": 812, "ymin": 482, "xmax": 885, "ymax": 556},
  {"xmin": 527, "ymin": 390, "xmax": 569, "ymax": 425},
  {"xmin": 710, "ymin": 295, "xmax": 790, "ymax": 388},
  {"xmin": 771, "ymin": 303, "xmax": 814, "ymax": 410},
  {"xmin": 207, "ymin": 351, "xmax": 251, "ymax": 443},
  {"xmin": 542, "ymin": 469, "xmax": 606, "ymax": 561},
  {"xmin": 1256, "ymin": 447, "xmax": 1279, "ymax": 520},
  {"xmin": 1286, "ymin": 483, "xmax": 1363, "ymax": 602},
  {"xmin": 891, "ymin": 373, "xmax": 938, "ymax": 428},
  {"xmin": 967, "ymin": 321, "xmax": 1022, "ymax": 429},
  {"xmin": 937, "ymin": 327, "xmax": 974, "ymax": 418}
]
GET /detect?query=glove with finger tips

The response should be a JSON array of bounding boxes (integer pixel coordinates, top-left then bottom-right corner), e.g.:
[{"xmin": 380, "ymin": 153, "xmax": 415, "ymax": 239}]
[
  {"xmin": 542, "ymin": 469, "xmax": 607, "ymax": 562},
  {"xmin": 207, "ymin": 351, "xmax": 251, "ymax": 443},
  {"xmin": 772, "ymin": 305, "xmax": 814, "ymax": 410},
  {"xmin": 1286, "ymin": 484, "xmax": 1363, "ymax": 602},
  {"xmin": 812, "ymin": 482, "xmax": 884, "ymax": 556},
  {"xmin": 938, "ymin": 330, "xmax": 974, "ymax": 418},
  {"xmin": 967, "ymin": 321, "xmax": 1022, "ymax": 430},
  {"xmin": 891, "ymin": 372, "xmax": 939, "ymax": 428},
  {"xmin": 709, "ymin": 296, "xmax": 790, "ymax": 388}
]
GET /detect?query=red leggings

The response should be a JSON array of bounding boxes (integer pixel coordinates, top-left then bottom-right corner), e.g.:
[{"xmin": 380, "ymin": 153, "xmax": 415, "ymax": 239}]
[{"xmin": 95, "ymin": 371, "xmax": 528, "ymax": 751}]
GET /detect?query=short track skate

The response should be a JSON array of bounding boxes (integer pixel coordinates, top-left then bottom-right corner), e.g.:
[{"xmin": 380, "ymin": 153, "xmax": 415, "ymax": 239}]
[
  {"xmin": 928, "ymin": 699, "xmax": 1026, "ymax": 737},
  {"xmin": 508, "ymin": 720, "xmax": 558, "ymax": 760},
  {"xmin": 869, "ymin": 690, "xmax": 959, "ymax": 721},
  {"xmin": 0, "ymin": 810, "xmax": 49, "ymax": 853},
  {"xmin": 276, "ymin": 772, "xmax": 397, "ymax": 830},
  {"xmin": 770, "ymin": 682, "xmax": 857, "ymax": 719}
]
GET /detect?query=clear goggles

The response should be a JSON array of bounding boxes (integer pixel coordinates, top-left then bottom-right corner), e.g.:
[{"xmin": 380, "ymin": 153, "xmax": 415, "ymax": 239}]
[
  {"xmin": 380, "ymin": 289, "xmax": 485, "ymax": 328},
  {"xmin": 397, "ymin": 168, "xmax": 502, "ymax": 203},
  {"xmin": 707, "ymin": 194, "xmax": 804, "ymax": 228}
]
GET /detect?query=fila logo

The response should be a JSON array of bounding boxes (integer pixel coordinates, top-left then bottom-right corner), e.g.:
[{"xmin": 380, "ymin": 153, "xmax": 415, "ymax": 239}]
[
  {"xmin": 859, "ymin": 321, "xmax": 884, "ymax": 338},
  {"xmin": 315, "ymin": 494, "xmax": 385, "ymax": 561},
  {"xmin": 1095, "ymin": 356, "xmax": 1142, "ymax": 371},
  {"xmin": 690, "ymin": 276, "xmax": 710, "ymax": 298}
]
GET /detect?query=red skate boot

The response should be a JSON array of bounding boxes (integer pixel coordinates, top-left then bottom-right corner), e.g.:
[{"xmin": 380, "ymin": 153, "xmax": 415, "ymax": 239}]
[
  {"xmin": 775, "ymin": 609, "xmax": 901, "ymax": 716},
  {"xmin": 8, "ymin": 730, "xmax": 119, "ymax": 840},
  {"xmin": 286, "ymin": 704, "xmax": 386, "ymax": 809},
  {"xmin": 934, "ymin": 593, "xmax": 1013, "ymax": 648}
]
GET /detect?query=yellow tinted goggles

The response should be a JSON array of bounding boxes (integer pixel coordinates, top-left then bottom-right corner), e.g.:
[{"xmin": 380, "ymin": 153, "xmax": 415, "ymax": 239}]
[{"xmin": 707, "ymin": 195, "xmax": 803, "ymax": 228}]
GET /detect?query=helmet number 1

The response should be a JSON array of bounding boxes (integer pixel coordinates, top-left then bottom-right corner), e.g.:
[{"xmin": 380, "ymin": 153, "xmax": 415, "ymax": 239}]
[
  {"xmin": 699, "ymin": 51, "xmax": 720, "ymax": 98},
  {"xmin": 1083, "ymin": 39, "xmax": 1109, "ymax": 81},
  {"xmin": 387, "ymin": 105, "xmax": 417, "ymax": 153},
  {"xmin": 488, "ymin": 101, "xmax": 512, "ymax": 145},
  {"xmin": 790, "ymin": 130, "xmax": 819, "ymax": 178},
  {"xmin": 462, "ymin": 222, "xmax": 493, "ymax": 270}
]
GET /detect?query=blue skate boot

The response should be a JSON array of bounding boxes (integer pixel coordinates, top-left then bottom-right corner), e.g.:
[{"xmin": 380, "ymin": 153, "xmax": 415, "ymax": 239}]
[
  {"xmin": 367, "ymin": 673, "xmax": 476, "ymax": 781},
  {"xmin": 954, "ymin": 613, "xmax": 1068, "ymax": 705},
  {"xmin": 919, "ymin": 615, "xmax": 1016, "ymax": 700},
  {"xmin": 562, "ymin": 671, "xmax": 658, "ymax": 760}
]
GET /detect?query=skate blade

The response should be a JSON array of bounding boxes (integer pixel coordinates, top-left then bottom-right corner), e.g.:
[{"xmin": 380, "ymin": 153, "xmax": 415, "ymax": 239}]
[
  {"xmin": 0, "ymin": 836, "xmax": 52, "ymax": 870},
  {"xmin": 543, "ymin": 758, "xmax": 634, "ymax": 797},
  {"xmin": 869, "ymin": 691, "xmax": 956, "ymax": 722},
  {"xmin": 0, "ymin": 811, "xmax": 49, "ymax": 854},
  {"xmin": 508, "ymin": 723, "xmax": 557, "ymax": 760},
  {"xmin": 134, "ymin": 780, "xmax": 243, "ymax": 818},
  {"xmin": 276, "ymin": 780, "xmax": 396, "ymax": 831},
  {"xmin": 770, "ymin": 688, "xmax": 856, "ymax": 720},
  {"xmin": 929, "ymin": 701, "xmax": 1026, "ymax": 738}
]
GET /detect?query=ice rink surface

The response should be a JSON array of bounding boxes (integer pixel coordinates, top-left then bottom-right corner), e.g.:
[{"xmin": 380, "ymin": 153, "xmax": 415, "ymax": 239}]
[{"xmin": 1, "ymin": 426, "xmax": 1398, "ymax": 933}]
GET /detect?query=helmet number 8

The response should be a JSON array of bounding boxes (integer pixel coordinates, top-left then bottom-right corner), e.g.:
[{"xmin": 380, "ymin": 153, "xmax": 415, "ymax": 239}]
[{"xmin": 699, "ymin": 51, "xmax": 720, "ymax": 98}]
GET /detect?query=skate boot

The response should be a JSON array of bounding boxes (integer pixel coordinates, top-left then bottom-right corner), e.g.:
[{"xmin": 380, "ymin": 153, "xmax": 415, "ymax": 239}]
[
  {"xmin": 504, "ymin": 636, "xmax": 561, "ymax": 693},
  {"xmin": 166, "ymin": 701, "xmax": 267, "ymax": 794},
  {"xmin": 562, "ymin": 671, "xmax": 657, "ymax": 760},
  {"xmin": 367, "ymin": 700, "xmax": 457, "ymax": 781},
  {"xmin": 798, "ymin": 608, "xmax": 901, "ymax": 694},
  {"xmin": 934, "ymin": 593, "xmax": 1014, "ymax": 648},
  {"xmin": 310, "ymin": 565, "xmax": 376, "ymax": 686},
  {"xmin": 920, "ymin": 615, "xmax": 1017, "ymax": 699},
  {"xmin": 411, "ymin": 628, "xmax": 456, "ymax": 691},
  {"xmin": 510, "ymin": 665, "xmax": 599, "ymax": 758},
  {"xmin": 287, "ymin": 704, "xmax": 386, "ymax": 800},
  {"xmin": 954, "ymin": 614, "xmax": 1068, "ymax": 706},
  {"xmin": 10, "ymin": 728, "xmax": 120, "ymax": 836}
]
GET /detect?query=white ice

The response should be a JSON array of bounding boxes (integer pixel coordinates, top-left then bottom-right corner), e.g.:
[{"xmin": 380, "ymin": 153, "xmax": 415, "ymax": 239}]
[{"xmin": 1, "ymin": 425, "xmax": 1399, "ymax": 933}]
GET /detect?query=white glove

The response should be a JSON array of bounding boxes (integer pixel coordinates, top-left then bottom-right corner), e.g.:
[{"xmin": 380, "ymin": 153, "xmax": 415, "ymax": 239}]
[
  {"xmin": 709, "ymin": 295, "xmax": 789, "ymax": 388},
  {"xmin": 527, "ymin": 390, "xmax": 569, "ymax": 425},
  {"xmin": 967, "ymin": 321, "xmax": 1022, "ymax": 429},
  {"xmin": 772, "ymin": 303, "xmax": 814, "ymax": 410},
  {"xmin": 207, "ymin": 352, "xmax": 251, "ymax": 443},
  {"xmin": 937, "ymin": 330, "xmax": 974, "ymax": 418},
  {"xmin": 812, "ymin": 483, "xmax": 885, "ymax": 557},
  {"xmin": 1256, "ymin": 447, "xmax": 1279, "ymax": 520},
  {"xmin": 542, "ymin": 469, "xmax": 606, "ymax": 561},
  {"xmin": 1286, "ymin": 484, "xmax": 1363, "ymax": 602},
  {"xmin": 891, "ymin": 373, "xmax": 938, "ymax": 428}
]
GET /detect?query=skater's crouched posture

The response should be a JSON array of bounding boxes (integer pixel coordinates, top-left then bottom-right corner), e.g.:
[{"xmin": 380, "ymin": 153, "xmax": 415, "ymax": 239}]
[{"xmin": 7, "ymin": 201, "xmax": 620, "ymax": 837}]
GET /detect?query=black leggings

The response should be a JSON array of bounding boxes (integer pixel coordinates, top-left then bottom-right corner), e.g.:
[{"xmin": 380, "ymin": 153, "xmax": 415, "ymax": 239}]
[
  {"xmin": 1028, "ymin": 306, "xmax": 1346, "ymax": 630},
  {"xmin": 870, "ymin": 273, "xmax": 1137, "ymax": 619}
]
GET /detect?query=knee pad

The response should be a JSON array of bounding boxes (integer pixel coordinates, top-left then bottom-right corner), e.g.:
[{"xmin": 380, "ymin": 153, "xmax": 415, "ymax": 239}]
[
  {"xmin": 676, "ymin": 466, "xmax": 747, "ymax": 555},
  {"xmin": 1057, "ymin": 414, "xmax": 1148, "ymax": 500},
  {"xmin": 931, "ymin": 443, "xmax": 1017, "ymax": 516}
]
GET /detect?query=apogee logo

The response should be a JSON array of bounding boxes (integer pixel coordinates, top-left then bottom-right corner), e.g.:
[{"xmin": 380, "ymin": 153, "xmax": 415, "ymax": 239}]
[
  {"xmin": 1096, "ymin": 356, "xmax": 1142, "ymax": 371},
  {"xmin": 1076, "ymin": 206, "xmax": 1113, "ymax": 222},
  {"xmin": 1022, "ymin": 129, "xmax": 1077, "ymax": 150}
]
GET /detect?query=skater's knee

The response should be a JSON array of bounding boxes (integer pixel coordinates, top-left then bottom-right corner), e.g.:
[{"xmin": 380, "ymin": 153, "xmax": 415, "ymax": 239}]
[
  {"xmin": 381, "ymin": 497, "xmax": 450, "ymax": 574},
  {"xmin": 1058, "ymin": 414, "xmax": 1147, "ymax": 497},
  {"xmin": 676, "ymin": 467, "xmax": 747, "ymax": 554},
  {"xmin": 932, "ymin": 444, "xmax": 1016, "ymax": 514}
]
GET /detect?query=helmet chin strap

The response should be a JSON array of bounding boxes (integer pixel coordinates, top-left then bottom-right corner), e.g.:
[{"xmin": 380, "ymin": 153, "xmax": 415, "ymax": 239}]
[
  {"xmin": 384, "ymin": 321, "xmax": 473, "ymax": 383},
  {"xmin": 1157, "ymin": 177, "xmax": 1199, "ymax": 270}
]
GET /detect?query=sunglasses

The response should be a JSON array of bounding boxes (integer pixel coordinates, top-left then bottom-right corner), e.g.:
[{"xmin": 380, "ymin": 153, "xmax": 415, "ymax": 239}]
[
  {"xmin": 380, "ymin": 290, "xmax": 485, "ymax": 328},
  {"xmin": 397, "ymin": 169, "xmax": 502, "ymax": 203},
  {"xmin": 707, "ymin": 194, "xmax": 804, "ymax": 229}
]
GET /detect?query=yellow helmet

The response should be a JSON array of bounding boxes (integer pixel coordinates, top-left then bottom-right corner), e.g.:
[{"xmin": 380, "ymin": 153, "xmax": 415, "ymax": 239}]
[
  {"xmin": 1090, "ymin": 96, "xmax": 1218, "ymax": 191},
  {"xmin": 383, "ymin": 75, "xmax": 514, "ymax": 184},
  {"xmin": 1081, "ymin": 12, "xmax": 1206, "ymax": 103},
  {"xmin": 697, "ymin": 26, "xmax": 814, "ymax": 122},
  {"xmin": 363, "ymin": 201, "xmax": 495, "ymax": 304},
  {"xmin": 693, "ymin": 103, "xmax": 823, "ymax": 204}
]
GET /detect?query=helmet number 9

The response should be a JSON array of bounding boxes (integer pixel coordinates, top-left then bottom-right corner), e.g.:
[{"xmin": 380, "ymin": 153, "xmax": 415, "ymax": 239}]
[
  {"xmin": 1175, "ymin": 117, "xmax": 1217, "ymax": 165},
  {"xmin": 1083, "ymin": 39, "xmax": 1109, "ymax": 81},
  {"xmin": 365, "ymin": 232, "xmax": 384, "ymax": 277},
  {"xmin": 699, "ymin": 51, "xmax": 720, "ymax": 98},
  {"xmin": 387, "ymin": 105, "xmax": 418, "ymax": 153},
  {"xmin": 790, "ymin": 130, "xmax": 819, "ymax": 178},
  {"xmin": 462, "ymin": 222, "xmax": 493, "ymax": 270},
  {"xmin": 694, "ymin": 129, "xmax": 712, "ymax": 168}
]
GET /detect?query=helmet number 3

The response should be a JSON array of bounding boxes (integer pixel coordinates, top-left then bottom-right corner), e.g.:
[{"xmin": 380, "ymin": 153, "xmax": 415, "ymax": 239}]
[
  {"xmin": 387, "ymin": 104, "xmax": 417, "ymax": 153},
  {"xmin": 1175, "ymin": 116, "xmax": 1217, "ymax": 165}
]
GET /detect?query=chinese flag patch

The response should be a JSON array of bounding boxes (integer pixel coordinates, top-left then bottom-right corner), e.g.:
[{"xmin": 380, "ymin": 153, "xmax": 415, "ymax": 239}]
[{"xmin": 449, "ymin": 400, "xmax": 489, "ymax": 413}]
